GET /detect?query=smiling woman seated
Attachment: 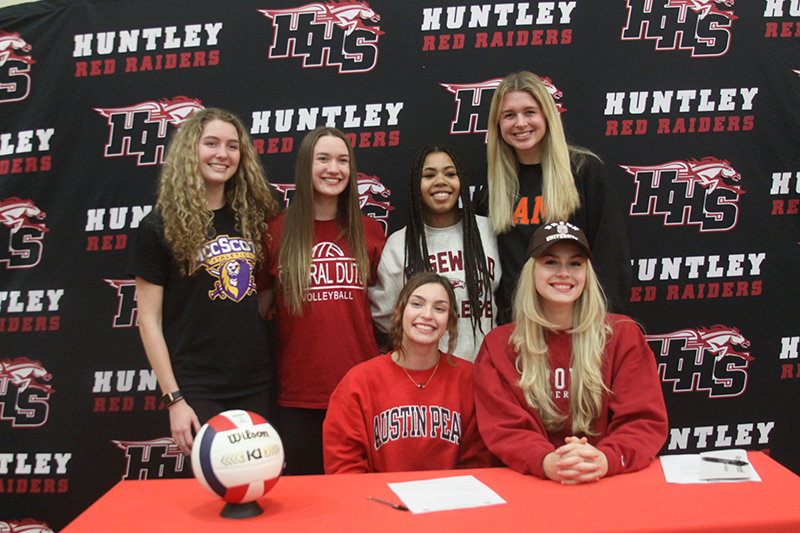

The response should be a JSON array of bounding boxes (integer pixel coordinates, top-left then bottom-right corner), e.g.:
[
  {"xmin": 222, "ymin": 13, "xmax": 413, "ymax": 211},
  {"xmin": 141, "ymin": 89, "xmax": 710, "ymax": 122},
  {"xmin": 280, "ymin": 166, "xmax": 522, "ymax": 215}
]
[{"xmin": 323, "ymin": 272, "xmax": 495, "ymax": 474}]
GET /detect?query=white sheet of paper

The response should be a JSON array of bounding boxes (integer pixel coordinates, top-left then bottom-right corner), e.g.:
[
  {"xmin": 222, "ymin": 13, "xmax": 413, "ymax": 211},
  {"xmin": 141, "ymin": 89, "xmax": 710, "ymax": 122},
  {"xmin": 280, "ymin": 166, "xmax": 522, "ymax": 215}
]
[
  {"xmin": 388, "ymin": 475, "xmax": 506, "ymax": 514},
  {"xmin": 660, "ymin": 454, "xmax": 761, "ymax": 484}
]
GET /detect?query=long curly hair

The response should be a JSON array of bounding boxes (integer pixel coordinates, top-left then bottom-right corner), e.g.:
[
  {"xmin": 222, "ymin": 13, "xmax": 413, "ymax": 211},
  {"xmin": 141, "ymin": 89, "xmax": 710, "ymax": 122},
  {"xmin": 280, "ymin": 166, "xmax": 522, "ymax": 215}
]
[
  {"xmin": 404, "ymin": 145, "xmax": 492, "ymax": 339},
  {"xmin": 277, "ymin": 127, "xmax": 370, "ymax": 315},
  {"xmin": 487, "ymin": 71, "xmax": 595, "ymax": 233},
  {"xmin": 156, "ymin": 108, "xmax": 278, "ymax": 275}
]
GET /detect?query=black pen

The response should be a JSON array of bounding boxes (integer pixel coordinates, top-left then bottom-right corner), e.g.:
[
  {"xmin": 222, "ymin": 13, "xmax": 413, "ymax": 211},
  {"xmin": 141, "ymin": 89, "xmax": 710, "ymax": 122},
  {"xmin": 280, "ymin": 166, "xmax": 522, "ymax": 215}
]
[
  {"xmin": 368, "ymin": 497, "xmax": 409, "ymax": 511},
  {"xmin": 702, "ymin": 456, "xmax": 748, "ymax": 467}
]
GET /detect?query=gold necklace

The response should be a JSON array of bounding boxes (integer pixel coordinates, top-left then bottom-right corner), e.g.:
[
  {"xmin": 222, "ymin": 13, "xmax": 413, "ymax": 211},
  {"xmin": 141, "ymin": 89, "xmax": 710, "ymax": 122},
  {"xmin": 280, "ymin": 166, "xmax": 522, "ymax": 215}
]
[{"xmin": 401, "ymin": 356, "xmax": 441, "ymax": 389}]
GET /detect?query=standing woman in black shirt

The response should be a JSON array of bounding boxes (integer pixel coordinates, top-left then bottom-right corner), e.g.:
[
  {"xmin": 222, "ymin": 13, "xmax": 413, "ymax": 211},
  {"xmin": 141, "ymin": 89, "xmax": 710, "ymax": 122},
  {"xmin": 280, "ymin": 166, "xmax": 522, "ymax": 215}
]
[
  {"xmin": 475, "ymin": 71, "xmax": 631, "ymax": 323},
  {"xmin": 128, "ymin": 108, "xmax": 279, "ymax": 455}
]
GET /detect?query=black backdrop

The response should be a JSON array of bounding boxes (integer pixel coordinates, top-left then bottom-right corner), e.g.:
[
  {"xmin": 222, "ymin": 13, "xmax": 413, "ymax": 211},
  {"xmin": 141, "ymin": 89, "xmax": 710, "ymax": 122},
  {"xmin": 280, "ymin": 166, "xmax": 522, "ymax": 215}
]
[{"xmin": 1, "ymin": 1, "xmax": 799, "ymax": 530}]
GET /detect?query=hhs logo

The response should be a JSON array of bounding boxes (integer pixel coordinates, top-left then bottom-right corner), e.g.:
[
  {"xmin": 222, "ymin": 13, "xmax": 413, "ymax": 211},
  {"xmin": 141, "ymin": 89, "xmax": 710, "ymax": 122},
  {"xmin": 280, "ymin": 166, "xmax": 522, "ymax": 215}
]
[
  {"xmin": 104, "ymin": 279, "xmax": 138, "ymax": 328},
  {"xmin": 0, "ymin": 197, "xmax": 47, "ymax": 269},
  {"xmin": 0, "ymin": 31, "xmax": 35, "ymax": 104},
  {"xmin": 112, "ymin": 438, "xmax": 188, "ymax": 479},
  {"xmin": 622, "ymin": 0, "xmax": 736, "ymax": 57},
  {"xmin": 0, "ymin": 357, "xmax": 54, "ymax": 427},
  {"xmin": 94, "ymin": 96, "xmax": 204, "ymax": 165},
  {"xmin": 272, "ymin": 173, "xmax": 394, "ymax": 234},
  {"xmin": 623, "ymin": 157, "xmax": 745, "ymax": 232},
  {"xmin": 259, "ymin": 1, "xmax": 383, "ymax": 73},
  {"xmin": 646, "ymin": 325, "xmax": 752, "ymax": 398},
  {"xmin": 441, "ymin": 77, "xmax": 565, "ymax": 139}
]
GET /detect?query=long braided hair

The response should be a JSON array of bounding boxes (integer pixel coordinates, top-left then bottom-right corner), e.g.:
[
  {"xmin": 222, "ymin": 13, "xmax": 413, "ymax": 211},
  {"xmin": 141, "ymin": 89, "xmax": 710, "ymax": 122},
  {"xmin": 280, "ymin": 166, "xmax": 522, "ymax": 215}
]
[{"xmin": 403, "ymin": 145, "xmax": 492, "ymax": 338}]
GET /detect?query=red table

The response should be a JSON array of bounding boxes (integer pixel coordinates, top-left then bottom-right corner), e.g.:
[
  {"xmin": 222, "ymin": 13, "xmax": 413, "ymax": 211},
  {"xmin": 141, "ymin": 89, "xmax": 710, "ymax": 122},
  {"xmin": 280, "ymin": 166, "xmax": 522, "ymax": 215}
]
[{"xmin": 62, "ymin": 452, "xmax": 800, "ymax": 533}]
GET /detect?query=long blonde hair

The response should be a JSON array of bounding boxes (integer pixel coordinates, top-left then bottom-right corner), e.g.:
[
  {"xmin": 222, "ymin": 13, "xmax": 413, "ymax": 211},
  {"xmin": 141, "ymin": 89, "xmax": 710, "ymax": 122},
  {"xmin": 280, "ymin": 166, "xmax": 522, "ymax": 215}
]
[
  {"xmin": 486, "ymin": 71, "xmax": 588, "ymax": 233},
  {"xmin": 510, "ymin": 256, "xmax": 611, "ymax": 434},
  {"xmin": 157, "ymin": 108, "xmax": 278, "ymax": 274},
  {"xmin": 277, "ymin": 127, "xmax": 370, "ymax": 315}
]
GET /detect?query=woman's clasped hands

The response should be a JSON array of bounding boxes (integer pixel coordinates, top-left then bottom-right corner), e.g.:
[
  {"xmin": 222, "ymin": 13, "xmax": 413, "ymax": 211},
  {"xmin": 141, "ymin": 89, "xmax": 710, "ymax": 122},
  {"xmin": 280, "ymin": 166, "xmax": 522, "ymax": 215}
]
[{"xmin": 543, "ymin": 436, "xmax": 608, "ymax": 484}]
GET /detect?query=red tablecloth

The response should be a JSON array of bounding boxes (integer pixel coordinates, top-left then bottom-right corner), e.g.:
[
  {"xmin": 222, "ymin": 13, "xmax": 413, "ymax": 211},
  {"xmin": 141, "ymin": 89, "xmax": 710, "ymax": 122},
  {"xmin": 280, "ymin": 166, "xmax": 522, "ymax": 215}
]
[{"xmin": 62, "ymin": 452, "xmax": 800, "ymax": 533}]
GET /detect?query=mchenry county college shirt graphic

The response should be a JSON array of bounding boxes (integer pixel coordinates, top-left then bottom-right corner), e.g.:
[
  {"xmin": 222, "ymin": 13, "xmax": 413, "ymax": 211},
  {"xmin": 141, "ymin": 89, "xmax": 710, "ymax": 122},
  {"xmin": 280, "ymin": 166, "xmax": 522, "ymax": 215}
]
[{"xmin": 193, "ymin": 235, "xmax": 257, "ymax": 303}]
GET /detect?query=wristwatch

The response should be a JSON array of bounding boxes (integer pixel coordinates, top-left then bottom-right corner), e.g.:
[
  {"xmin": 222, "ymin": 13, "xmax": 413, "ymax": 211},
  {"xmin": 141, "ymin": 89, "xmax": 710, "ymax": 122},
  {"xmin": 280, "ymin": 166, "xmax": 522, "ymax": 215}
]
[{"xmin": 162, "ymin": 390, "xmax": 184, "ymax": 407}]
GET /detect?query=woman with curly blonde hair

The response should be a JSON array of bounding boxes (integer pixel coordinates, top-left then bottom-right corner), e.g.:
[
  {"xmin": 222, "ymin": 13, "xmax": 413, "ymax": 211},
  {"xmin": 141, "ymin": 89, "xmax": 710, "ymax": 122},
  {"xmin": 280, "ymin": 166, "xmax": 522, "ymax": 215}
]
[
  {"xmin": 128, "ymin": 108, "xmax": 278, "ymax": 455},
  {"xmin": 474, "ymin": 222, "xmax": 667, "ymax": 484},
  {"xmin": 475, "ymin": 70, "xmax": 631, "ymax": 323}
]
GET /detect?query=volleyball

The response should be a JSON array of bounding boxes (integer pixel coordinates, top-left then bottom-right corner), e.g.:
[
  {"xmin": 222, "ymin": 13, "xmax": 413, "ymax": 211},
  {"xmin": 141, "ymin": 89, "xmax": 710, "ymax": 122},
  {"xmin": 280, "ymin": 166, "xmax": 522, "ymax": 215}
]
[
  {"xmin": 312, "ymin": 241, "xmax": 345, "ymax": 258},
  {"xmin": 191, "ymin": 410, "xmax": 284, "ymax": 504}
]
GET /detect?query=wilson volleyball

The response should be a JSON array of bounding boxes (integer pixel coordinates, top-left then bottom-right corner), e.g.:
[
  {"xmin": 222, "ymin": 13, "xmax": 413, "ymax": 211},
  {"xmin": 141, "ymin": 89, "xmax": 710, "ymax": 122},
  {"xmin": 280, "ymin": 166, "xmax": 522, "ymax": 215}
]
[{"xmin": 191, "ymin": 410, "xmax": 284, "ymax": 504}]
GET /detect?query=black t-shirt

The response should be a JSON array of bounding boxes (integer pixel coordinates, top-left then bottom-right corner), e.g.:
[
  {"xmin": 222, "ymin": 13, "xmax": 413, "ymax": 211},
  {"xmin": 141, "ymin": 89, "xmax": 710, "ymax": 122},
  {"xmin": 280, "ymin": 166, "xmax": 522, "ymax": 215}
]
[
  {"xmin": 474, "ymin": 156, "xmax": 631, "ymax": 323},
  {"xmin": 127, "ymin": 206, "xmax": 270, "ymax": 399}
]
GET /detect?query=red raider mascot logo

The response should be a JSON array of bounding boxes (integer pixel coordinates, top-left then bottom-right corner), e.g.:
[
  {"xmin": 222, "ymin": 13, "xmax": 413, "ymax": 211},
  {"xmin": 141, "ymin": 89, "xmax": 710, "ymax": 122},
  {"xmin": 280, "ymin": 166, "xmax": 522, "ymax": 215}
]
[
  {"xmin": 272, "ymin": 173, "xmax": 394, "ymax": 234},
  {"xmin": 0, "ymin": 357, "xmax": 54, "ymax": 427},
  {"xmin": 95, "ymin": 96, "xmax": 204, "ymax": 165},
  {"xmin": 440, "ymin": 77, "xmax": 565, "ymax": 140},
  {"xmin": 0, "ymin": 520, "xmax": 54, "ymax": 533},
  {"xmin": 622, "ymin": 0, "xmax": 736, "ymax": 57},
  {"xmin": 0, "ymin": 31, "xmax": 35, "ymax": 104},
  {"xmin": 646, "ymin": 325, "xmax": 752, "ymax": 398},
  {"xmin": 259, "ymin": 1, "xmax": 383, "ymax": 73},
  {"xmin": 0, "ymin": 197, "xmax": 47, "ymax": 269},
  {"xmin": 112, "ymin": 437, "xmax": 188, "ymax": 480},
  {"xmin": 623, "ymin": 157, "xmax": 745, "ymax": 232}
]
